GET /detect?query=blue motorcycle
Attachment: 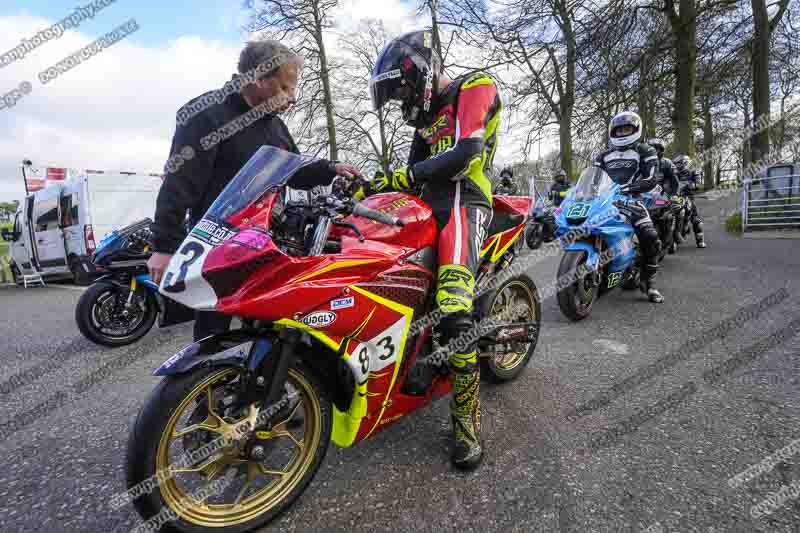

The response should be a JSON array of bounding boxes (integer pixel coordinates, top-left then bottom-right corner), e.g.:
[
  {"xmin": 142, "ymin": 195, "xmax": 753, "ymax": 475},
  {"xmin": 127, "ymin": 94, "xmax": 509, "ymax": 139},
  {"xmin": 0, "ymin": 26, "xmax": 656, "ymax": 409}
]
[
  {"xmin": 74, "ymin": 218, "xmax": 194, "ymax": 346},
  {"xmin": 553, "ymin": 168, "xmax": 640, "ymax": 321}
]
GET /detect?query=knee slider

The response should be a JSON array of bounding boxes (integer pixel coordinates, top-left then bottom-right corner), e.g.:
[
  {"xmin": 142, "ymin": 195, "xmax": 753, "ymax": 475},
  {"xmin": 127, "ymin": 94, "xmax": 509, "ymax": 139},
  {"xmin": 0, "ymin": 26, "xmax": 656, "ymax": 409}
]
[{"xmin": 639, "ymin": 225, "xmax": 661, "ymax": 258}]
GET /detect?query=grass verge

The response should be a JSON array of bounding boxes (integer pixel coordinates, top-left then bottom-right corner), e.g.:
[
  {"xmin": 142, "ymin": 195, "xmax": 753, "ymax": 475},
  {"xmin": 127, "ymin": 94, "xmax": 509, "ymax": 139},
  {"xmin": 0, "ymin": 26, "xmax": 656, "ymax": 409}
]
[{"xmin": 726, "ymin": 212, "xmax": 743, "ymax": 235}]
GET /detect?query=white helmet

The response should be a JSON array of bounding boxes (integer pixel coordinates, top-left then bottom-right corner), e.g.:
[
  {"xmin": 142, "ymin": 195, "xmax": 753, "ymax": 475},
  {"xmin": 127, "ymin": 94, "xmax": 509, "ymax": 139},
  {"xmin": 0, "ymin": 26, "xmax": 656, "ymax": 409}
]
[{"xmin": 608, "ymin": 111, "xmax": 643, "ymax": 149}]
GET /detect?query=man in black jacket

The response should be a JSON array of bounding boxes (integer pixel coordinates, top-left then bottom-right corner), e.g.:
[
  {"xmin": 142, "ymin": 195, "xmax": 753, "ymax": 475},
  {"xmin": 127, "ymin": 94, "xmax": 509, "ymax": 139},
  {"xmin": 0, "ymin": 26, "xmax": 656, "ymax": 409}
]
[
  {"xmin": 148, "ymin": 40, "xmax": 360, "ymax": 340},
  {"xmin": 594, "ymin": 111, "xmax": 664, "ymax": 303}
]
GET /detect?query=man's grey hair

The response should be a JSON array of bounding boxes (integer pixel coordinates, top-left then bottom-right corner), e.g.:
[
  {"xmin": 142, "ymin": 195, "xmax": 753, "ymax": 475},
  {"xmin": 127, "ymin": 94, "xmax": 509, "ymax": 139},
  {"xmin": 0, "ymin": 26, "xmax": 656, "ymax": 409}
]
[{"xmin": 238, "ymin": 40, "xmax": 304, "ymax": 80}]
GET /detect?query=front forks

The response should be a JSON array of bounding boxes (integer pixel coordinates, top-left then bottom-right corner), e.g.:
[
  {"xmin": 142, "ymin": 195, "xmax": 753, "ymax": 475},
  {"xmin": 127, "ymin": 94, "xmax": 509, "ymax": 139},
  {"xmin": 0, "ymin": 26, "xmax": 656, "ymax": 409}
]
[{"xmin": 241, "ymin": 327, "xmax": 300, "ymax": 430}]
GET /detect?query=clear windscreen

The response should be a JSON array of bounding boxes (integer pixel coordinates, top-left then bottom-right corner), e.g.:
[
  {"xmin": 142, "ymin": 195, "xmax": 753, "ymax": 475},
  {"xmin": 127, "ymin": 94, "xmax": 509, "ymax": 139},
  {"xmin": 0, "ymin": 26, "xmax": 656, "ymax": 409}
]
[
  {"xmin": 571, "ymin": 167, "xmax": 615, "ymax": 202},
  {"xmin": 203, "ymin": 146, "xmax": 319, "ymax": 224}
]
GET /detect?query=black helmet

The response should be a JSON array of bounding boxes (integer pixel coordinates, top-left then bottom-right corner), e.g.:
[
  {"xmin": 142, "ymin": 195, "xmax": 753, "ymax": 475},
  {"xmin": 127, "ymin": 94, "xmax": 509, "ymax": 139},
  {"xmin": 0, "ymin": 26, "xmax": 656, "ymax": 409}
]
[
  {"xmin": 608, "ymin": 111, "xmax": 643, "ymax": 149},
  {"xmin": 647, "ymin": 138, "xmax": 666, "ymax": 156},
  {"xmin": 555, "ymin": 169, "xmax": 567, "ymax": 182},
  {"xmin": 369, "ymin": 30, "xmax": 441, "ymax": 128},
  {"xmin": 500, "ymin": 167, "xmax": 513, "ymax": 178}
]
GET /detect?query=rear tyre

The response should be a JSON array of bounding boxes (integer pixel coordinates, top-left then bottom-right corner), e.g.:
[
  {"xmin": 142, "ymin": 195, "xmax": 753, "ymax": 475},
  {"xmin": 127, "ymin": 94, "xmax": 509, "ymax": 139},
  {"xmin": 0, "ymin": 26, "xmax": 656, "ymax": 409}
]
[
  {"xmin": 126, "ymin": 363, "xmax": 332, "ymax": 533},
  {"xmin": 480, "ymin": 275, "xmax": 541, "ymax": 382},
  {"xmin": 75, "ymin": 281, "xmax": 157, "ymax": 347},
  {"xmin": 556, "ymin": 251, "xmax": 596, "ymax": 321}
]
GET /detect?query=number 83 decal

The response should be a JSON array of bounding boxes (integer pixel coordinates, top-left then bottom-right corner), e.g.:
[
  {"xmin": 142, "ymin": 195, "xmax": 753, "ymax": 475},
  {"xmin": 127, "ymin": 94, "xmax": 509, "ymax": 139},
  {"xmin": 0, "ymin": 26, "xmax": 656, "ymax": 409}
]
[{"xmin": 356, "ymin": 335, "xmax": 397, "ymax": 374}]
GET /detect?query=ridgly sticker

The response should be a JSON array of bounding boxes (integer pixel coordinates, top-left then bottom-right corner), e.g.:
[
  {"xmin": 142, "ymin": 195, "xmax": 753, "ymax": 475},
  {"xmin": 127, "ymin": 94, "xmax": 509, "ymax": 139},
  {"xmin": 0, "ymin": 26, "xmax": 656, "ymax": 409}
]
[
  {"xmin": 331, "ymin": 296, "xmax": 354, "ymax": 310},
  {"xmin": 302, "ymin": 311, "xmax": 337, "ymax": 328},
  {"xmin": 191, "ymin": 218, "xmax": 238, "ymax": 246}
]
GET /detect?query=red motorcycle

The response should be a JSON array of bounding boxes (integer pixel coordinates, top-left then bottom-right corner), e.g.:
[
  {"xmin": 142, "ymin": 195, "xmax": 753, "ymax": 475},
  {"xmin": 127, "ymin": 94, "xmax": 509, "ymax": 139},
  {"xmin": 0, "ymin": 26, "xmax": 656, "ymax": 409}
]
[{"xmin": 126, "ymin": 147, "xmax": 541, "ymax": 532}]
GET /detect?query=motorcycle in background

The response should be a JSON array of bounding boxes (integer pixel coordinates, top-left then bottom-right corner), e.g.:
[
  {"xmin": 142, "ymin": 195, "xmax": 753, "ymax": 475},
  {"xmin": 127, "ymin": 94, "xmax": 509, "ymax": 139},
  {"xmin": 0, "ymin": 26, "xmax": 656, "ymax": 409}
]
[
  {"xmin": 639, "ymin": 185, "xmax": 674, "ymax": 262},
  {"xmin": 553, "ymin": 167, "xmax": 639, "ymax": 321},
  {"xmin": 74, "ymin": 219, "xmax": 194, "ymax": 346},
  {"xmin": 525, "ymin": 190, "xmax": 557, "ymax": 250},
  {"xmin": 125, "ymin": 147, "xmax": 542, "ymax": 532}
]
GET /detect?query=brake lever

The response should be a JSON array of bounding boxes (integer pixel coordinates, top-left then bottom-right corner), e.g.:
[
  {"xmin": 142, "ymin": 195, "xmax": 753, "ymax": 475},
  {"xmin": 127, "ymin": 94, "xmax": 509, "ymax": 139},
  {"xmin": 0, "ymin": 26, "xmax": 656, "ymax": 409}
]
[{"xmin": 332, "ymin": 219, "xmax": 365, "ymax": 242}]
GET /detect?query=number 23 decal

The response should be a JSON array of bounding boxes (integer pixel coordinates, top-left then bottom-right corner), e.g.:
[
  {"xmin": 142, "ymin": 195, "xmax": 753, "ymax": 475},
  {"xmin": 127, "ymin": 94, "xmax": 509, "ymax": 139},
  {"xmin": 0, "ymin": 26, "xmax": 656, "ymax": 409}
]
[{"xmin": 162, "ymin": 241, "xmax": 205, "ymax": 293}]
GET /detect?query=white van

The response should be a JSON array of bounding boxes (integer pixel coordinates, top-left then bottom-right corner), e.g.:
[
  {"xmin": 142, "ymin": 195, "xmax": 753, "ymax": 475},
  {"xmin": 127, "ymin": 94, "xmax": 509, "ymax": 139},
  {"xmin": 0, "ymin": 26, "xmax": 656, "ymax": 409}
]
[
  {"xmin": 61, "ymin": 170, "xmax": 163, "ymax": 280},
  {"xmin": 2, "ymin": 170, "xmax": 163, "ymax": 283}
]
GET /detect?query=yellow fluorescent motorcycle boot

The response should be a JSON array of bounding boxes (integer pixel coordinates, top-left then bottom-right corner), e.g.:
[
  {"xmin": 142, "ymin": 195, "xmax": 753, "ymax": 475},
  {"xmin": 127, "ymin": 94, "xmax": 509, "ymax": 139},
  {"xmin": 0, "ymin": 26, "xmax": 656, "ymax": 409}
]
[{"xmin": 448, "ymin": 350, "xmax": 483, "ymax": 469}]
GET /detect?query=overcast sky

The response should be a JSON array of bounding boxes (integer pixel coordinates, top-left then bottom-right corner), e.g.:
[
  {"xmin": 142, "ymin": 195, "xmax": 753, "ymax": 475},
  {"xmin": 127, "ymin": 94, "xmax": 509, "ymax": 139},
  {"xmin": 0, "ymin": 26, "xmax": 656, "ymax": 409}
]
[{"xmin": 0, "ymin": 0, "xmax": 540, "ymax": 205}]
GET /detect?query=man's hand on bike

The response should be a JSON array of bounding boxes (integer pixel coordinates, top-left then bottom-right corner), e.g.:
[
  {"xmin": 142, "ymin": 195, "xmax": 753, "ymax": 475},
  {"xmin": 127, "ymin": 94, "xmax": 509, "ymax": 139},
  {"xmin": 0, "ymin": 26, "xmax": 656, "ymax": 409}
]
[
  {"xmin": 147, "ymin": 252, "xmax": 172, "ymax": 285},
  {"xmin": 333, "ymin": 163, "xmax": 362, "ymax": 179}
]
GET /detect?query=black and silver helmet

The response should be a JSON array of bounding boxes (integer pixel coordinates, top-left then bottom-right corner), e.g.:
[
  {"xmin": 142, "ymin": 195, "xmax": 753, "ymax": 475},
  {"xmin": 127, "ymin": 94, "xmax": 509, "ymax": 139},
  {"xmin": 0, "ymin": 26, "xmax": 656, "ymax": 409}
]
[
  {"xmin": 609, "ymin": 111, "xmax": 643, "ymax": 149},
  {"xmin": 369, "ymin": 30, "xmax": 441, "ymax": 128}
]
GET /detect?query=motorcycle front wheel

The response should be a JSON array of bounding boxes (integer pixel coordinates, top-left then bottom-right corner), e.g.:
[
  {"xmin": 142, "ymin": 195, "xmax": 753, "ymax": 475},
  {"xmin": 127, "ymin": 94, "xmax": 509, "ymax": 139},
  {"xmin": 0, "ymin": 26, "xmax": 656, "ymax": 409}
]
[
  {"xmin": 126, "ymin": 363, "xmax": 332, "ymax": 533},
  {"xmin": 556, "ymin": 251, "xmax": 597, "ymax": 321},
  {"xmin": 525, "ymin": 223, "xmax": 544, "ymax": 250},
  {"xmin": 75, "ymin": 281, "xmax": 158, "ymax": 347}
]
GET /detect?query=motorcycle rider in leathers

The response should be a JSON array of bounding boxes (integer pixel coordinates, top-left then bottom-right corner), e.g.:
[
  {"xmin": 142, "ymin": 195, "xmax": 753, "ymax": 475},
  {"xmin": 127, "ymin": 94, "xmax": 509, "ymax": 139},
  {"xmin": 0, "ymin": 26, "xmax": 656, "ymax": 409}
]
[
  {"xmin": 356, "ymin": 30, "xmax": 501, "ymax": 469},
  {"xmin": 496, "ymin": 167, "xmax": 517, "ymax": 195},
  {"xmin": 647, "ymin": 138, "xmax": 680, "ymax": 254},
  {"xmin": 549, "ymin": 169, "xmax": 571, "ymax": 207},
  {"xmin": 673, "ymin": 154, "xmax": 707, "ymax": 248},
  {"xmin": 647, "ymin": 138, "xmax": 679, "ymax": 197},
  {"xmin": 593, "ymin": 111, "xmax": 665, "ymax": 303}
]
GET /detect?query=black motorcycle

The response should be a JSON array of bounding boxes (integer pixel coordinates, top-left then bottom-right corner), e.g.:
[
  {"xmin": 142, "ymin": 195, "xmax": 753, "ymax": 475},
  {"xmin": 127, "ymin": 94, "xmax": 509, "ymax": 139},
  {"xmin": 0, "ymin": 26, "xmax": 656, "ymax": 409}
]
[
  {"xmin": 75, "ymin": 218, "xmax": 194, "ymax": 347},
  {"xmin": 671, "ymin": 185, "xmax": 695, "ymax": 251},
  {"xmin": 525, "ymin": 191, "xmax": 557, "ymax": 250},
  {"xmin": 641, "ymin": 185, "xmax": 674, "ymax": 263}
]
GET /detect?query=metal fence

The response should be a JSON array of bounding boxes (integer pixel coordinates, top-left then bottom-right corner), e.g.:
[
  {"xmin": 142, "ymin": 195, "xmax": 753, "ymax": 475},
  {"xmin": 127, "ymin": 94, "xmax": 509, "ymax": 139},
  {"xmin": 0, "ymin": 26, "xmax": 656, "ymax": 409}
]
[{"xmin": 742, "ymin": 165, "xmax": 800, "ymax": 231}]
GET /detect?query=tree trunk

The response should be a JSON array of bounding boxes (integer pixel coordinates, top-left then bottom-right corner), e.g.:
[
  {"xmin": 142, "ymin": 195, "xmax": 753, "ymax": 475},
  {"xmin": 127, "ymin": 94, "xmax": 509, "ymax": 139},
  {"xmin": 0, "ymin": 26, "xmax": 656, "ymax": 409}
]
[
  {"xmin": 671, "ymin": 0, "xmax": 697, "ymax": 156},
  {"xmin": 429, "ymin": 0, "xmax": 443, "ymax": 61},
  {"xmin": 742, "ymin": 111, "xmax": 752, "ymax": 169},
  {"xmin": 702, "ymin": 93, "xmax": 715, "ymax": 190},
  {"xmin": 312, "ymin": 2, "xmax": 338, "ymax": 160},
  {"xmin": 638, "ymin": 54, "xmax": 656, "ymax": 138},
  {"xmin": 559, "ymin": 0, "xmax": 576, "ymax": 177},
  {"xmin": 750, "ymin": 0, "xmax": 770, "ymax": 164}
]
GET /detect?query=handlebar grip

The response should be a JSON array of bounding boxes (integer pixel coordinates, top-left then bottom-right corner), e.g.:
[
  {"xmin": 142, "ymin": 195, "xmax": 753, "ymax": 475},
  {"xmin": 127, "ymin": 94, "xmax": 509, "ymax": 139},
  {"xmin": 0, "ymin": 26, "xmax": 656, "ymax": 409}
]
[{"xmin": 352, "ymin": 203, "xmax": 405, "ymax": 226}]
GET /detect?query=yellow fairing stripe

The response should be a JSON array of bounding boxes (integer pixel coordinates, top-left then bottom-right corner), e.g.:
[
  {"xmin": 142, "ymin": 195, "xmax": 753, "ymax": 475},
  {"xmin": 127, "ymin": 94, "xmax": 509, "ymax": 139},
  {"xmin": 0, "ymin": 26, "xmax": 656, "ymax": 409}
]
[
  {"xmin": 274, "ymin": 318, "xmax": 368, "ymax": 447},
  {"xmin": 481, "ymin": 234, "xmax": 501, "ymax": 257},
  {"xmin": 490, "ymin": 227, "xmax": 524, "ymax": 262},
  {"xmin": 349, "ymin": 285, "xmax": 414, "ymax": 440},
  {"xmin": 292, "ymin": 259, "xmax": 381, "ymax": 284}
]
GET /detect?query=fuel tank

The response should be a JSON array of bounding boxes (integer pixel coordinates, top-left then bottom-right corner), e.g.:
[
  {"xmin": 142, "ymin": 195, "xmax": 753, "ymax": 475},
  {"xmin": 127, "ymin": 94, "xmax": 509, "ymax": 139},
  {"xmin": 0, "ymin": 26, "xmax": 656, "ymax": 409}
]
[{"xmin": 331, "ymin": 192, "xmax": 438, "ymax": 251}]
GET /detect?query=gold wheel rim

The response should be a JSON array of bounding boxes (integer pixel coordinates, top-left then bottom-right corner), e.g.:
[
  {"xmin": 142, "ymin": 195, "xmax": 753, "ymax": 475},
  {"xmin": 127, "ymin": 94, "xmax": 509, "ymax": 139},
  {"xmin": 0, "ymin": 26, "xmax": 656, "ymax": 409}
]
[
  {"xmin": 155, "ymin": 367, "xmax": 322, "ymax": 528},
  {"xmin": 489, "ymin": 281, "xmax": 536, "ymax": 370}
]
